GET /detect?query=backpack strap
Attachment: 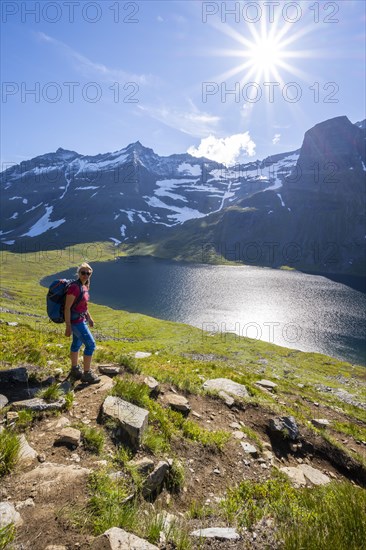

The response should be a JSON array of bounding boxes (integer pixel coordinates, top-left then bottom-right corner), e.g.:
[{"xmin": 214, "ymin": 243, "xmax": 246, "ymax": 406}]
[{"xmin": 70, "ymin": 280, "xmax": 85, "ymax": 320}]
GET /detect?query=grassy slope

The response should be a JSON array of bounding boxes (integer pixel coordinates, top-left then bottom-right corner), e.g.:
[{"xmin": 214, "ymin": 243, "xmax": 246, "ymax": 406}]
[
  {"xmin": 1, "ymin": 242, "xmax": 366, "ymax": 548},
  {"xmin": 1, "ymin": 241, "xmax": 365, "ymax": 426}
]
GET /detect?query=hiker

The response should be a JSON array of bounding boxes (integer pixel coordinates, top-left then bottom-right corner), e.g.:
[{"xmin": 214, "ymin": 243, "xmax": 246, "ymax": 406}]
[{"xmin": 64, "ymin": 263, "xmax": 100, "ymax": 384}]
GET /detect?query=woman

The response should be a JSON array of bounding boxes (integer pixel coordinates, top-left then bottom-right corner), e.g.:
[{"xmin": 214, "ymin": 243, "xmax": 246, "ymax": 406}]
[{"xmin": 64, "ymin": 262, "xmax": 100, "ymax": 384}]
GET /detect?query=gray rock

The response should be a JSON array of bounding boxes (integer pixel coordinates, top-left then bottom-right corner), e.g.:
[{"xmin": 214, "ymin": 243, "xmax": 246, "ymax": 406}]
[
  {"xmin": 11, "ymin": 397, "xmax": 66, "ymax": 412},
  {"xmin": 311, "ymin": 418, "xmax": 331, "ymax": 429},
  {"xmin": 163, "ymin": 393, "xmax": 190, "ymax": 414},
  {"xmin": 268, "ymin": 416, "xmax": 299, "ymax": 440},
  {"xmin": 15, "ymin": 498, "xmax": 35, "ymax": 510},
  {"xmin": 144, "ymin": 376, "xmax": 160, "ymax": 396},
  {"xmin": 0, "ymin": 502, "xmax": 23, "ymax": 528},
  {"xmin": 203, "ymin": 378, "xmax": 249, "ymax": 399},
  {"xmin": 0, "ymin": 367, "xmax": 28, "ymax": 384},
  {"xmin": 299, "ymin": 464, "xmax": 331, "ymax": 485},
  {"xmin": 44, "ymin": 546, "xmax": 68, "ymax": 550},
  {"xmin": 17, "ymin": 463, "xmax": 90, "ymax": 501},
  {"xmin": 101, "ymin": 395, "xmax": 148, "ymax": 449},
  {"xmin": 280, "ymin": 466, "xmax": 307, "ymax": 487},
  {"xmin": 241, "ymin": 442, "xmax": 259, "ymax": 457},
  {"xmin": 190, "ymin": 527, "xmax": 240, "ymax": 540},
  {"xmin": 0, "ymin": 394, "xmax": 8, "ymax": 410},
  {"xmin": 218, "ymin": 390, "xmax": 235, "ymax": 407},
  {"xmin": 98, "ymin": 364, "xmax": 122, "ymax": 376},
  {"xmin": 55, "ymin": 427, "xmax": 81, "ymax": 447},
  {"xmin": 142, "ymin": 461, "xmax": 169, "ymax": 497},
  {"xmin": 91, "ymin": 527, "xmax": 159, "ymax": 549},
  {"xmin": 134, "ymin": 352, "xmax": 152, "ymax": 359},
  {"xmin": 18, "ymin": 434, "xmax": 38, "ymax": 464},
  {"xmin": 128, "ymin": 457, "xmax": 155, "ymax": 475},
  {"xmin": 256, "ymin": 379, "xmax": 278, "ymax": 390}
]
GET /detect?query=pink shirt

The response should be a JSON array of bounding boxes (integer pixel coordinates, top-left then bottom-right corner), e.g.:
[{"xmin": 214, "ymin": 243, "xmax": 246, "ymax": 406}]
[{"xmin": 67, "ymin": 282, "xmax": 89, "ymax": 324}]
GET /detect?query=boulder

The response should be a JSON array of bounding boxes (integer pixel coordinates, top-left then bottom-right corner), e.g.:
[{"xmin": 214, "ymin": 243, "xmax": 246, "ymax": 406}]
[
  {"xmin": 163, "ymin": 393, "xmax": 190, "ymax": 414},
  {"xmin": 91, "ymin": 527, "xmax": 159, "ymax": 549},
  {"xmin": 11, "ymin": 397, "xmax": 66, "ymax": 412},
  {"xmin": 202, "ymin": 378, "xmax": 249, "ymax": 399},
  {"xmin": 16, "ymin": 462, "xmax": 90, "ymax": 502},
  {"xmin": 0, "ymin": 502, "xmax": 23, "ymax": 528},
  {"xmin": 18, "ymin": 434, "xmax": 38, "ymax": 464},
  {"xmin": 190, "ymin": 527, "xmax": 240, "ymax": 540},
  {"xmin": 142, "ymin": 461, "xmax": 169, "ymax": 497},
  {"xmin": 0, "ymin": 367, "xmax": 28, "ymax": 384},
  {"xmin": 299, "ymin": 464, "xmax": 331, "ymax": 485},
  {"xmin": 268, "ymin": 416, "xmax": 299, "ymax": 440},
  {"xmin": 280, "ymin": 466, "xmax": 307, "ymax": 487},
  {"xmin": 101, "ymin": 395, "xmax": 148, "ymax": 449}
]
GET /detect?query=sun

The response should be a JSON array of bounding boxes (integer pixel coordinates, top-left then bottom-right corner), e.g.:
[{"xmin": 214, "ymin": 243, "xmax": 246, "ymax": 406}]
[
  {"xmin": 207, "ymin": 16, "xmax": 315, "ymax": 88},
  {"xmin": 247, "ymin": 36, "xmax": 285, "ymax": 77}
]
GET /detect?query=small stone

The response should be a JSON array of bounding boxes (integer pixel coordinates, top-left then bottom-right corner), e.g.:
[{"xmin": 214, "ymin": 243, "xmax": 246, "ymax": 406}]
[
  {"xmin": 0, "ymin": 394, "xmax": 9, "ymax": 410},
  {"xmin": 38, "ymin": 453, "xmax": 46, "ymax": 463},
  {"xmin": 230, "ymin": 422, "xmax": 241, "ymax": 429},
  {"xmin": 256, "ymin": 379, "xmax": 278, "ymax": 390},
  {"xmin": 232, "ymin": 430, "xmax": 245, "ymax": 440},
  {"xmin": 15, "ymin": 498, "xmax": 35, "ymax": 510},
  {"xmin": 163, "ymin": 393, "xmax": 191, "ymax": 414},
  {"xmin": 311, "ymin": 418, "xmax": 330, "ymax": 429},
  {"xmin": 0, "ymin": 502, "xmax": 23, "ymax": 528},
  {"xmin": 6, "ymin": 411, "xmax": 19, "ymax": 423},
  {"xmin": 55, "ymin": 427, "xmax": 81, "ymax": 448},
  {"xmin": 134, "ymin": 351, "xmax": 152, "ymax": 359},
  {"xmin": 241, "ymin": 442, "xmax": 258, "ymax": 458},
  {"xmin": 190, "ymin": 527, "xmax": 240, "ymax": 541},
  {"xmin": 98, "ymin": 365, "xmax": 122, "ymax": 376},
  {"xmin": 144, "ymin": 376, "xmax": 160, "ymax": 396},
  {"xmin": 192, "ymin": 411, "xmax": 202, "ymax": 418},
  {"xmin": 213, "ymin": 468, "xmax": 220, "ymax": 475}
]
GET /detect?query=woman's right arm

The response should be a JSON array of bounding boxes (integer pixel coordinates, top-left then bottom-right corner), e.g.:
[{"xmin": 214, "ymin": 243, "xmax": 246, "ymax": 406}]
[{"xmin": 64, "ymin": 293, "xmax": 75, "ymax": 336}]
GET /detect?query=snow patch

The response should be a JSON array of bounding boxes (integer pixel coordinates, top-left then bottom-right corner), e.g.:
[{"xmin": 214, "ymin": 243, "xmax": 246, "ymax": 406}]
[
  {"xmin": 109, "ymin": 237, "xmax": 122, "ymax": 246},
  {"xmin": 177, "ymin": 162, "xmax": 201, "ymax": 176},
  {"xmin": 21, "ymin": 206, "xmax": 65, "ymax": 237}
]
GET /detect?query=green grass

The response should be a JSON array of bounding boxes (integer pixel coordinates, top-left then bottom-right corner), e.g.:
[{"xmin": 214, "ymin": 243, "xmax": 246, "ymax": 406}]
[
  {"xmin": 0, "ymin": 524, "xmax": 16, "ymax": 550},
  {"xmin": 221, "ymin": 471, "xmax": 366, "ymax": 550},
  {"xmin": 118, "ymin": 354, "xmax": 141, "ymax": 374},
  {"xmin": 14, "ymin": 409, "xmax": 34, "ymax": 432},
  {"xmin": 36, "ymin": 382, "xmax": 63, "ymax": 402},
  {"xmin": 165, "ymin": 459, "xmax": 185, "ymax": 493},
  {"xmin": 240, "ymin": 426, "xmax": 264, "ymax": 451},
  {"xmin": 79, "ymin": 425, "xmax": 105, "ymax": 455},
  {"xmin": 0, "ymin": 429, "xmax": 20, "ymax": 477},
  {"xmin": 87, "ymin": 470, "xmax": 137, "ymax": 535}
]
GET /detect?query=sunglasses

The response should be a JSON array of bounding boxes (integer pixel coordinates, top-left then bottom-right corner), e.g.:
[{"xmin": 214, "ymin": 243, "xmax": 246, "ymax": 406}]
[{"xmin": 80, "ymin": 270, "xmax": 92, "ymax": 276}]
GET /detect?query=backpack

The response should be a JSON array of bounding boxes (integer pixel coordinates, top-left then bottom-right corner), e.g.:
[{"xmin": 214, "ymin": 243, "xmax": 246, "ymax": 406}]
[{"xmin": 46, "ymin": 279, "xmax": 84, "ymax": 323}]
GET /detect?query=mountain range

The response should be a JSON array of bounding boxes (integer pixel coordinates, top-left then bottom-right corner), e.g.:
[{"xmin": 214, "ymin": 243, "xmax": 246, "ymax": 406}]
[{"xmin": 1, "ymin": 115, "xmax": 365, "ymax": 276}]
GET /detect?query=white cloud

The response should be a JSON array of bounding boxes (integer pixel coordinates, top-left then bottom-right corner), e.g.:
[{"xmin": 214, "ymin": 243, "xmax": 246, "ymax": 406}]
[
  {"xmin": 36, "ymin": 32, "xmax": 154, "ymax": 86},
  {"xmin": 187, "ymin": 133, "xmax": 256, "ymax": 166},
  {"xmin": 272, "ymin": 133, "xmax": 281, "ymax": 145},
  {"xmin": 137, "ymin": 104, "xmax": 220, "ymax": 137}
]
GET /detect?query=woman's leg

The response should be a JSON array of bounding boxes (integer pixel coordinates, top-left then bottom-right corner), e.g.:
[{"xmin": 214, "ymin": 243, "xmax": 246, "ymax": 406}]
[{"xmin": 71, "ymin": 322, "xmax": 96, "ymax": 372}]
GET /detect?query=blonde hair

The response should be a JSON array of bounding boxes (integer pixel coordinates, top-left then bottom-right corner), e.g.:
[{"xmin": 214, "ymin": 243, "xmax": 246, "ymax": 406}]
[{"xmin": 76, "ymin": 262, "xmax": 93, "ymax": 288}]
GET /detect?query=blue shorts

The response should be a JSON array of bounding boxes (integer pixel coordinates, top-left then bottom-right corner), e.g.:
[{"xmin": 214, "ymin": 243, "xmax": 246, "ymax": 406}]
[{"xmin": 70, "ymin": 321, "xmax": 96, "ymax": 356}]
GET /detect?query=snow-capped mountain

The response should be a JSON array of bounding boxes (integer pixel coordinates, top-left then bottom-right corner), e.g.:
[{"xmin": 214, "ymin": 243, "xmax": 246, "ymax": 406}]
[
  {"xmin": 151, "ymin": 116, "xmax": 366, "ymax": 276},
  {"xmin": 0, "ymin": 141, "xmax": 299, "ymax": 248}
]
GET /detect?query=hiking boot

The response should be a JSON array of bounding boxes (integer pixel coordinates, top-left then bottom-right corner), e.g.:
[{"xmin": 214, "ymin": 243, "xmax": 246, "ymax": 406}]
[
  {"xmin": 80, "ymin": 369, "xmax": 101, "ymax": 385},
  {"xmin": 68, "ymin": 365, "xmax": 83, "ymax": 381}
]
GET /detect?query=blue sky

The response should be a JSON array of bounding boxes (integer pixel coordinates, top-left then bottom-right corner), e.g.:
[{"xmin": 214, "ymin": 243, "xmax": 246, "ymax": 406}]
[{"xmin": 1, "ymin": 0, "xmax": 365, "ymax": 167}]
